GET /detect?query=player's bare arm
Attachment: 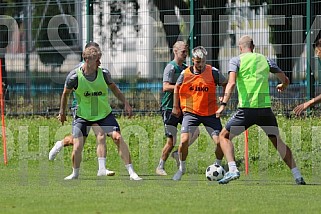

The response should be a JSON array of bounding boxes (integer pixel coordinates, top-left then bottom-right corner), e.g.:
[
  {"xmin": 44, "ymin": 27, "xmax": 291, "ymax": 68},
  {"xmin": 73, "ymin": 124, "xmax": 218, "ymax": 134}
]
[
  {"xmin": 172, "ymin": 83, "xmax": 181, "ymax": 118},
  {"xmin": 58, "ymin": 87, "xmax": 72, "ymax": 125},
  {"xmin": 216, "ymin": 71, "xmax": 236, "ymax": 117},
  {"xmin": 163, "ymin": 81, "xmax": 175, "ymax": 92},
  {"xmin": 293, "ymin": 93, "xmax": 321, "ymax": 116},
  {"xmin": 108, "ymin": 83, "xmax": 133, "ymax": 117},
  {"xmin": 275, "ymin": 72, "xmax": 289, "ymax": 92}
]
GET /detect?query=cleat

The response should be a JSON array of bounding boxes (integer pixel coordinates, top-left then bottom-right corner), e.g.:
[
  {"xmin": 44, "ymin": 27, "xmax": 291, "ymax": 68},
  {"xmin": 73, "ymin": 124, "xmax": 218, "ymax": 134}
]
[
  {"xmin": 64, "ymin": 173, "xmax": 78, "ymax": 180},
  {"xmin": 97, "ymin": 169, "xmax": 115, "ymax": 176},
  {"xmin": 156, "ymin": 167, "xmax": 167, "ymax": 176},
  {"xmin": 171, "ymin": 151, "xmax": 180, "ymax": 168},
  {"xmin": 130, "ymin": 172, "xmax": 143, "ymax": 181},
  {"xmin": 172, "ymin": 169, "xmax": 185, "ymax": 181},
  {"xmin": 49, "ymin": 141, "xmax": 63, "ymax": 160},
  {"xmin": 218, "ymin": 171, "xmax": 240, "ymax": 184},
  {"xmin": 295, "ymin": 177, "xmax": 306, "ymax": 185}
]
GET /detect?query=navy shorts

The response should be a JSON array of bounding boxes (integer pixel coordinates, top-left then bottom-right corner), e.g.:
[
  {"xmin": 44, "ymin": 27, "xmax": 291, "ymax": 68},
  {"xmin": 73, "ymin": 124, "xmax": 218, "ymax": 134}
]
[
  {"xmin": 181, "ymin": 112, "xmax": 222, "ymax": 137},
  {"xmin": 72, "ymin": 113, "xmax": 120, "ymax": 138},
  {"xmin": 162, "ymin": 110, "xmax": 183, "ymax": 137},
  {"xmin": 225, "ymin": 108, "xmax": 279, "ymax": 137}
]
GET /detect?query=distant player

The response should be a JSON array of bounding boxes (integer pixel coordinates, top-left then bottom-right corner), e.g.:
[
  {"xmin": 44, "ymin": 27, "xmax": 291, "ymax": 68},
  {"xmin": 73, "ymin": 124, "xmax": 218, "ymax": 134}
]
[
  {"xmin": 156, "ymin": 41, "xmax": 200, "ymax": 176},
  {"xmin": 293, "ymin": 38, "xmax": 321, "ymax": 115}
]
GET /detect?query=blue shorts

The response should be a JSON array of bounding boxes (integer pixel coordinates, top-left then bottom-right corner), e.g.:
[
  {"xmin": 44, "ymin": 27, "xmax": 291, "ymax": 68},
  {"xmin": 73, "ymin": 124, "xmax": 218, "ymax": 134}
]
[
  {"xmin": 225, "ymin": 108, "xmax": 279, "ymax": 137},
  {"xmin": 162, "ymin": 110, "xmax": 183, "ymax": 137},
  {"xmin": 181, "ymin": 112, "xmax": 222, "ymax": 137},
  {"xmin": 72, "ymin": 113, "xmax": 120, "ymax": 138}
]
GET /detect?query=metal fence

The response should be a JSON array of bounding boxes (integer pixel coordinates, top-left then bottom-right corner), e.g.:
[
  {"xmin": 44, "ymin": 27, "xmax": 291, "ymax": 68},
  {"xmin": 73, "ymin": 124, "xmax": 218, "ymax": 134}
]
[{"xmin": 1, "ymin": 0, "xmax": 321, "ymax": 116}]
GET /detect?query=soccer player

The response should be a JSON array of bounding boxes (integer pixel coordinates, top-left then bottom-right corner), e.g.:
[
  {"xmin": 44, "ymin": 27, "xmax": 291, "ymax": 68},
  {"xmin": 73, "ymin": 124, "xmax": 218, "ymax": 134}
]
[
  {"xmin": 156, "ymin": 41, "xmax": 200, "ymax": 176},
  {"xmin": 49, "ymin": 42, "xmax": 117, "ymax": 176},
  {"xmin": 58, "ymin": 45, "xmax": 142, "ymax": 180},
  {"xmin": 171, "ymin": 46, "xmax": 227, "ymax": 181},
  {"xmin": 293, "ymin": 38, "xmax": 321, "ymax": 115},
  {"xmin": 216, "ymin": 35, "xmax": 305, "ymax": 185}
]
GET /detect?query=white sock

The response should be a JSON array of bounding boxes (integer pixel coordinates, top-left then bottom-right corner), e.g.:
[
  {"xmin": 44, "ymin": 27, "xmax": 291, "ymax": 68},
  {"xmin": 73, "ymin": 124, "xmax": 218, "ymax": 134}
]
[
  {"xmin": 72, "ymin": 168, "xmax": 80, "ymax": 177},
  {"xmin": 291, "ymin": 167, "xmax": 302, "ymax": 179},
  {"xmin": 98, "ymin": 157, "xmax": 106, "ymax": 171},
  {"xmin": 158, "ymin": 159, "xmax": 165, "ymax": 169},
  {"xmin": 56, "ymin": 140, "xmax": 63, "ymax": 149},
  {"xmin": 125, "ymin": 163, "xmax": 135, "ymax": 175},
  {"xmin": 228, "ymin": 161, "xmax": 238, "ymax": 172},
  {"xmin": 214, "ymin": 159, "xmax": 222, "ymax": 166},
  {"xmin": 179, "ymin": 160, "xmax": 186, "ymax": 172}
]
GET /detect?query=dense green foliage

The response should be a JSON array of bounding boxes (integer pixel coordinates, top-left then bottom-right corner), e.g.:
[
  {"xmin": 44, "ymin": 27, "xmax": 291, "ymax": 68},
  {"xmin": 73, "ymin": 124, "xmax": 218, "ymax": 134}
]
[{"xmin": 0, "ymin": 116, "xmax": 321, "ymax": 213}]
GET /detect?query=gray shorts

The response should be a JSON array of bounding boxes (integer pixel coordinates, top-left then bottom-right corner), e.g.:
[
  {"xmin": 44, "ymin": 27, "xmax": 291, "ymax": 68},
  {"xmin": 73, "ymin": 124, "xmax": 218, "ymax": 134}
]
[
  {"xmin": 162, "ymin": 110, "xmax": 183, "ymax": 137},
  {"xmin": 71, "ymin": 107, "xmax": 77, "ymax": 120},
  {"xmin": 181, "ymin": 112, "xmax": 222, "ymax": 137},
  {"xmin": 72, "ymin": 113, "xmax": 120, "ymax": 138},
  {"xmin": 225, "ymin": 108, "xmax": 279, "ymax": 137}
]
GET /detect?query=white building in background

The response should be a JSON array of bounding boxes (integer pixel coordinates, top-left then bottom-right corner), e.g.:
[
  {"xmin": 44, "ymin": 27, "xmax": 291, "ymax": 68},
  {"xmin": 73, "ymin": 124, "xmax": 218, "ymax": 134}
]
[{"xmin": 87, "ymin": 0, "xmax": 169, "ymax": 80}]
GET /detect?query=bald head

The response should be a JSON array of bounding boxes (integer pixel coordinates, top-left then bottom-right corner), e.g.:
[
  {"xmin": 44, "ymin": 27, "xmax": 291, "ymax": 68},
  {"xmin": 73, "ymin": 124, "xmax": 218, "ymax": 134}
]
[{"xmin": 239, "ymin": 35, "xmax": 255, "ymax": 51}]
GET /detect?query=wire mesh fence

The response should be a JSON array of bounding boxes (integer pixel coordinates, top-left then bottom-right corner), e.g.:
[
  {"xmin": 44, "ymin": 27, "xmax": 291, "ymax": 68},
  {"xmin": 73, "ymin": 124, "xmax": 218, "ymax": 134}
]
[{"xmin": 1, "ymin": 0, "xmax": 321, "ymax": 116}]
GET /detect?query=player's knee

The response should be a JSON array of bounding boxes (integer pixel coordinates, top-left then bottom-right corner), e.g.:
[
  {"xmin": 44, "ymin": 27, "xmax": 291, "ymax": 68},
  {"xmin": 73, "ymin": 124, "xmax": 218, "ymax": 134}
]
[
  {"xmin": 96, "ymin": 133, "xmax": 105, "ymax": 142},
  {"xmin": 64, "ymin": 135, "xmax": 74, "ymax": 146},
  {"xmin": 112, "ymin": 132, "xmax": 122, "ymax": 144},
  {"xmin": 219, "ymin": 128, "xmax": 229, "ymax": 139},
  {"xmin": 181, "ymin": 133, "xmax": 189, "ymax": 144}
]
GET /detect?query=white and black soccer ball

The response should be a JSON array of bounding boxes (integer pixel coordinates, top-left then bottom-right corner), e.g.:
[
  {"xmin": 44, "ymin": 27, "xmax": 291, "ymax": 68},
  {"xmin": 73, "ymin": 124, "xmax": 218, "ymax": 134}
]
[{"xmin": 206, "ymin": 164, "xmax": 225, "ymax": 181}]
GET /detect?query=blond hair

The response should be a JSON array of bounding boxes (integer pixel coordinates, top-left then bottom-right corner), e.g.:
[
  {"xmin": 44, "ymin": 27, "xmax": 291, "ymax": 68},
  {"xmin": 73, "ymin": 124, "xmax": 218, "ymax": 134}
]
[
  {"xmin": 82, "ymin": 46, "xmax": 101, "ymax": 60},
  {"xmin": 173, "ymin": 41, "xmax": 188, "ymax": 52},
  {"xmin": 192, "ymin": 46, "xmax": 207, "ymax": 59}
]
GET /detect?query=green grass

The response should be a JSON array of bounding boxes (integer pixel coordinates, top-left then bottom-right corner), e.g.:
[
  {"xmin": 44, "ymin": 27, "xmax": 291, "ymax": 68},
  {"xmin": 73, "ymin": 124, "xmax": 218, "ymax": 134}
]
[{"xmin": 0, "ymin": 115, "xmax": 321, "ymax": 213}]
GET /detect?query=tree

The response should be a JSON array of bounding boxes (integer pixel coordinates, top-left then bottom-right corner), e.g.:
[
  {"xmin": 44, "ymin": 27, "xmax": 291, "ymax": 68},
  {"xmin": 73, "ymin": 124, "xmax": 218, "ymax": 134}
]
[
  {"xmin": 152, "ymin": 0, "xmax": 189, "ymax": 56},
  {"xmin": 152, "ymin": 0, "xmax": 227, "ymax": 69}
]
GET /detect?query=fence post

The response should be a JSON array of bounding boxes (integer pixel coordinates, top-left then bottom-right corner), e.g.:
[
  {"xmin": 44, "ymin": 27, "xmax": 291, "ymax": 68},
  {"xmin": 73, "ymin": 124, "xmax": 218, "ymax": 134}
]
[
  {"xmin": 189, "ymin": 0, "xmax": 195, "ymax": 65},
  {"xmin": 306, "ymin": 0, "xmax": 313, "ymax": 114},
  {"xmin": 86, "ymin": 0, "xmax": 93, "ymax": 43}
]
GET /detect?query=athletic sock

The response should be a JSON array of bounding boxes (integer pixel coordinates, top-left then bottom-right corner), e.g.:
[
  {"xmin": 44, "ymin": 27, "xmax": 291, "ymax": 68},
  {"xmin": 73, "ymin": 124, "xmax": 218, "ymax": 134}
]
[
  {"xmin": 179, "ymin": 160, "xmax": 186, "ymax": 172},
  {"xmin": 214, "ymin": 159, "xmax": 222, "ymax": 166},
  {"xmin": 73, "ymin": 168, "xmax": 80, "ymax": 177},
  {"xmin": 55, "ymin": 140, "xmax": 63, "ymax": 149},
  {"xmin": 158, "ymin": 159, "xmax": 165, "ymax": 169},
  {"xmin": 98, "ymin": 157, "xmax": 106, "ymax": 171},
  {"xmin": 291, "ymin": 167, "xmax": 302, "ymax": 179},
  {"xmin": 228, "ymin": 161, "xmax": 238, "ymax": 172},
  {"xmin": 125, "ymin": 163, "xmax": 135, "ymax": 175}
]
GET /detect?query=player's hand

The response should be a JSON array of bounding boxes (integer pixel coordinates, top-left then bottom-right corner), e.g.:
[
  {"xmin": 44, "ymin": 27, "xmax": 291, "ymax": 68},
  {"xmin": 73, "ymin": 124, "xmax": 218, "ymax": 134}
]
[
  {"xmin": 171, "ymin": 106, "xmax": 181, "ymax": 118},
  {"xmin": 57, "ymin": 113, "xmax": 67, "ymax": 125},
  {"xmin": 124, "ymin": 103, "xmax": 133, "ymax": 118},
  {"xmin": 293, "ymin": 103, "xmax": 309, "ymax": 116},
  {"xmin": 216, "ymin": 105, "xmax": 225, "ymax": 118},
  {"xmin": 276, "ymin": 83, "xmax": 288, "ymax": 92}
]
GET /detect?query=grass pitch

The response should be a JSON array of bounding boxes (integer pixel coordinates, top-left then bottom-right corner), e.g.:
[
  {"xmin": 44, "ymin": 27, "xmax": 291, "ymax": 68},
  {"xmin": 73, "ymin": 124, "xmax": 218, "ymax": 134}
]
[{"xmin": 0, "ymin": 116, "xmax": 321, "ymax": 213}]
